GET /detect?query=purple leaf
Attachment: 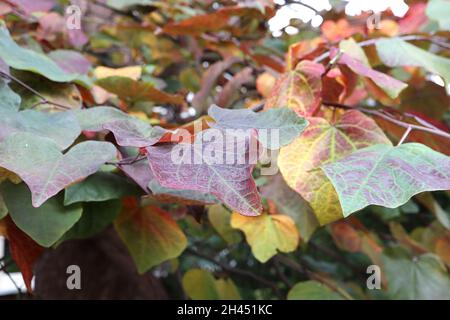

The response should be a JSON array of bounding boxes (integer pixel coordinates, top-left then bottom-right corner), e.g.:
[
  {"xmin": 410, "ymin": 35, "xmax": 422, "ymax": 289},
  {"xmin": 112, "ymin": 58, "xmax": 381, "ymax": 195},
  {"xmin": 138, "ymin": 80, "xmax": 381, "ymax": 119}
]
[
  {"xmin": 48, "ymin": 50, "xmax": 91, "ymax": 75},
  {"xmin": 146, "ymin": 129, "xmax": 262, "ymax": 216},
  {"xmin": 75, "ymin": 106, "xmax": 167, "ymax": 147},
  {"xmin": 0, "ymin": 133, "xmax": 117, "ymax": 207},
  {"xmin": 9, "ymin": 0, "xmax": 55, "ymax": 14}
]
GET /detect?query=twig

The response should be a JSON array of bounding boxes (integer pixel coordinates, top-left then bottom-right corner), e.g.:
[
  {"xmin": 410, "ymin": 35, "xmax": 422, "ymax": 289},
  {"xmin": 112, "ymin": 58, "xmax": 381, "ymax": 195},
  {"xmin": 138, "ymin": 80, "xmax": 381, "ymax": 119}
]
[
  {"xmin": 323, "ymin": 49, "xmax": 342, "ymax": 77},
  {"xmin": 322, "ymin": 101, "xmax": 450, "ymax": 140},
  {"xmin": 275, "ymin": 255, "xmax": 354, "ymax": 300},
  {"xmin": 398, "ymin": 125, "xmax": 412, "ymax": 145},
  {"xmin": 0, "ymin": 71, "xmax": 71, "ymax": 110},
  {"xmin": 185, "ymin": 247, "xmax": 283, "ymax": 299},
  {"xmin": 107, "ymin": 154, "xmax": 147, "ymax": 166},
  {"xmin": 0, "ymin": 262, "xmax": 24, "ymax": 298},
  {"xmin": 314, "ymin": 35, "xmax": 450, "ymax": 63}
]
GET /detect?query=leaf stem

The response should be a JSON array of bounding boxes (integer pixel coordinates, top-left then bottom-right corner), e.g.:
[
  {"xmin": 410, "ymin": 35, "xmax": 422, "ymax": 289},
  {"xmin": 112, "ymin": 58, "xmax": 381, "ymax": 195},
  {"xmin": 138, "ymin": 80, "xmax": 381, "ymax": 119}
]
[
  {"xmin": 322, "ymin": 101, "xmax": 450, "ymax": 141},
  {"xmin": 398, "ymin": 125, "xmax": 412, "ymax": 145}
]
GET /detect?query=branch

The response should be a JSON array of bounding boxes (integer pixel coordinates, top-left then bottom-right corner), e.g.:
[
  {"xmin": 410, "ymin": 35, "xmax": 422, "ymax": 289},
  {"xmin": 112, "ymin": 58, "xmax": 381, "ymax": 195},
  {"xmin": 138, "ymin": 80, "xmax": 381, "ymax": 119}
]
[
  {"xmin": 185, "ymin": 247, "xmax": 283, "ymax": 298},
  {"xmin": 314, "ymin": 35, "xmax": 450, "ymax": 63},
  {"xmin": 0, "ymin": 71, "xmax": 72, "ymax": 110},
  {"xmin": 275, "ymin": 255, "xmax": 354, "ymax": 300},
  {"xmin": 322, "ymin": 101, "xmax": 450, "ymax": 141}
]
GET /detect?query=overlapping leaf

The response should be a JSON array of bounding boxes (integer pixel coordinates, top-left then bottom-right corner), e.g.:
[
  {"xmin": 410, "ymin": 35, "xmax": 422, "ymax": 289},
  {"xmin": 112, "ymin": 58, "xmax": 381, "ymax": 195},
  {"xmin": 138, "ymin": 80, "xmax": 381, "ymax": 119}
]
[
  {"xmin": 96, "ymin": 76, "xmax": 184, "ymax": 105},
  {"xmin": 0, "ymin": 22, "xmax": 89, "ymax": 86},
  {"xmin": 0, "ymin": 133, "xmax": 117, "ymax": 207},
  {"xmin": 287, "ymin": 281, "xmax": 342, "ymax": 300},
  {"xmin": 265, "ymin": 60, "xmax": 324, "ymax": 116},
  {"xmin": 182, "ymin": 269, "xmax": 241, "ymax": 300},
  {"xmin": 208, "ymin": 105, "xmax": 308, "ymax": 150},
  {"xmin": 375, "ymin": 38, "xmax": 450, "ymax": 85},
  {"xmin": 146, "ymin": 129, "xmax": 262, "ymax": 216},
  {"xmin": 230, "ymin": 212, "xmax": 299, "ymax": 263},
  {"xmin": 278, "ymin": 110, "xmax": 392, "ymax": 224},
  {"xmin": 0, "ymin": 182, "xmax": 82, "ymax": 247},
  {"xmin": 208, "ymin": 204, "xmax": 242, "ymax": 245},
  {"xmin": 115, "ymin": 198, "xmax": 187, "ymax": 273},
  {"xmin": 322, "ymin": 143, "xmax": 450, "ymax": 216}
]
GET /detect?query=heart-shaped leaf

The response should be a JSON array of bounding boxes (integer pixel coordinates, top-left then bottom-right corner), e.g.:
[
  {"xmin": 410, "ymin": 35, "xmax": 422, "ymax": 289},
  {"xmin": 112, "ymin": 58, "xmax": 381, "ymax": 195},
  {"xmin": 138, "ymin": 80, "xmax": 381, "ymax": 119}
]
[
  {"xmin": 0, "ymin": 182, "xmax": 82, "ymax": 247},
  {"xmin": 0, "ymin": 133, "xmax": 117, "ymax": 207},
  {"xmin": 115, "ymin": 198, "xmax": 187, "ymax": 273},
  {"xmin": 322, "ymin": 143, "xmax": 450, "ymax": 216},
  {"xmin": 146, "ymin": 129, "xmax": 262, "ymax": 216},
  {"xmin": 208, "ymin": 105, "xmax": 308, "ymax": 150},
  {"xmin": 230, "ymin": 212, "xmax": 299, "ymax": 262},
  {"xmin": 279, "ymin": 110, "xmax": 392, "ymax": 224}
]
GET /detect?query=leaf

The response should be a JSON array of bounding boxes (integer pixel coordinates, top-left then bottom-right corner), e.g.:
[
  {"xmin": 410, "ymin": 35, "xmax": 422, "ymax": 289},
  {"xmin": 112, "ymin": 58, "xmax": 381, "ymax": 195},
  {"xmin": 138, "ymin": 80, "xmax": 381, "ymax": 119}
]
[
  {"xmin": 119, "ymin": 160, "xmax": 153, "ymax": 192},
  {"xmin": 8, "ymin": 0, "xmax": 55, "ymax": 14},
  {"xmin": 230, "ymin": 212, "xmax": 299, "ymax": 263},
  {"xmin": 375, "ymin": 38, "xmax": 450, "ymax": 85},
  {"xmin": 0, "ymin": 22, "xmax": 89, "ymax": 86},
  {"xmin": 382, "ymin": 247, "xmax": 450, "ymax": 299},
  {"xmin": 0, "ymin": 193, "xmax": 7, "ymax": 219},
  {"xmin": 162, "ymin": 5, "xmax": 271, "ymax": 36},
  {"xmin": 146, "ymin": 129, "xmax": 262, "ymax": 216},
  {"xmin": 48, "ymin": 50, "xmax": 92, "ymax": 75},
  {"xmin": 64, "ymin": 172, "xmax": 142, "ymax": 205},
  {"xmin": 333, "ymin": 43, "xmax": 407, "ymax": 99},
  {"xmin": 426, "ymin": 0, "xmax": 450, "ymax": 30},
  {"xmin": 60, "ymin": 200, "xmax": 122, "ymax": 241},
  {"xmin": 0, "ymin": 79, "xmax": 20, "ymax": 113},
  {"xmin": 208, "ymin": 106, "xmax": 308, "ymax": 150},
  {"xmin": 0, "ymin": 182, "xmax": 82, "ymax": 247},
  {"xmin": 182, "ymin": 268, "xmax": 241, "ymax": 300},
  {"xmin": 106, "ymin": 0, "xmax": 154, "ymax": 10},
  {"xmin": 115, "ymin": 198, "xmax": 187, "ymax": 273},
  {"xmin": 94, "ymin": 66, "xmax": 142, "ymax": 80},
  {"xmin": 265, "ymin": 60, "xmax": 324, "ymax": 116},
  {"xmin": 260, "ymin": 174, "xmax": 319, "ymax": 241},
  {"xmin": 3, "ymin": 216, "xmax": 44, "ymax": 293},
  {"xmin": 96, "ymin": 76, "xmax": 184, "ymax": 105},
  {"xmin": 322, "ymin": 143, "xmax": 450, "ymax": 217},
  {"xmin": 287, "ymin": 280, "xmax": 343, "ymax": 300},
  {"xmin": 148, "ymin": 179, "xmax": 219, "ymax": 205},
  {"xmin": 208, "ymin": 204, "xmax": 242, "ymax": 245},
  {"xmin": 75, "ymin": 106, "xmax": 167, "ymax": 147},
  {"xmin": 0, "ymin": 133, "xmax": 117, "ymax": 207},
  {"xmin": 279, "ymin": 110, "xmax": 391, "ymax": 224},
  {"xmin": 0, "ymin": 106, "xmax": 81, "ymax": 150}
]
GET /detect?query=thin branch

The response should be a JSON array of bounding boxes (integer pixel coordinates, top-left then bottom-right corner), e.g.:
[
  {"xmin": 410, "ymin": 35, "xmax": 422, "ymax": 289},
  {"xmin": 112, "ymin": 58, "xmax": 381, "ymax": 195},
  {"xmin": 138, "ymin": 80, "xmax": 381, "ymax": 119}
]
[
  {"xmin": 0, "ymin": 71, "xmax": 71, "ymax": 110},
  {"xmin": 185, "ymin": 247, "xmax": 283, "ymax": 298},
  {"xmin": 398, "ymin": 125, "xmax": 412, "ymax": 145},
  {"xmin": 322, "ymin": 101, "xmax": 450, "ymax": 140},
  {"xmin": 0, "ymin": 262, "xmax": 24, "ymax": 298},
  {"xmin": 275, "ymin": 255, "xmax": 354, "ymax": 300},
  {"xmin": 314, "ymin": 35, "xmax": 450, "ymax": 63},
  {"xmin": 107, "ymin": 154, "xmax": 147, "ymax": 166}
]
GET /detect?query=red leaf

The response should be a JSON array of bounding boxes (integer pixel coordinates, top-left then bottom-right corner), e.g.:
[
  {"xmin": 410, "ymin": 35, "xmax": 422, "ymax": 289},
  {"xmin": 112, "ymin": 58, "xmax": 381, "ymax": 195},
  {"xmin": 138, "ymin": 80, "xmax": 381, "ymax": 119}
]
[{"xmin": 5, "ymin": 217, "xmax": 44, "ymax": 293}]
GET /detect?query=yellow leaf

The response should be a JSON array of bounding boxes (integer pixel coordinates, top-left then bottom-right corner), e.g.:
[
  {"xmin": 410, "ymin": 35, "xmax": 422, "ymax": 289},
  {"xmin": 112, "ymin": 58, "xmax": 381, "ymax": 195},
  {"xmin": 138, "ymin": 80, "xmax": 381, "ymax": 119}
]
[
  {"xmin": 94, "ymin": 66, "xmax": 142, "ymax": 80},
  {"xmin": 230, "ymin": 212, "xmax": 299, "ymax": 262},
  {"xmin": 278, "ymin": 110, "xmax": 391, "ymax": 225},
  {"xmin": 0, "ymin": 168, "xmax": 21, "ymax": 184}
]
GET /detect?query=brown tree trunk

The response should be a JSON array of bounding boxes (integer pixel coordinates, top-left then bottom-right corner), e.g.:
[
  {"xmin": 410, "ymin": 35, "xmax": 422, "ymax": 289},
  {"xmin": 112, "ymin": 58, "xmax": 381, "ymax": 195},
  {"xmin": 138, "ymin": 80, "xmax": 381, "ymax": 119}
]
[{"xmin": 34, "ymin": 228, "xmax": 168, "ymax": 299}]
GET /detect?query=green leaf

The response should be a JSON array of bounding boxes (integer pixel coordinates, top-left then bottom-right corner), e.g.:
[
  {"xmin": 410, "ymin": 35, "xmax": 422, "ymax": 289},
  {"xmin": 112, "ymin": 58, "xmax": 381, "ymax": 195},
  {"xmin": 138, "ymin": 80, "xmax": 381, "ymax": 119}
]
[
  {"xmin": 115, "ymin": 201, "xmax": 187, "ymax": 273},
  {"xmin": 0, "ymin": 22, "xmax": 90, "ymax": 86},
  {"xmin": 0, "ymin": 133, "xmax": 117, "ymax": 207},
  {"xmin": 64, "ymin": 172, "xmax": 142, "ymax": 205},
  {"xmin": 208, "ymin": 105, "xmax": 309, "ymax": 150},
  {"xmin": 208, "ymin": 204, "xmax": 242, "ymax": 245},
  {"xmin": 376, "ymin": 38, "xmax": 450, "ymax": 85},
  {"xmin": 322, "ymin": 143, "xmax": 450, "ymax": 217},
  {"xmin": 426, "ymin": 0, "xmax": 450, "ymax": 30},
  {"xmin": 0, "ymin": 193, "xmax": 7, "ymax": 219},
  {"xmin": 96, "ymin": 76, "xmax": 183, "ymax": 105},
  {"xmin": 182, "ymin": 268, "xmax": 241, "ymax": 300},
  {"xmin": 0, "ymin": 182, "xmax": 82, "ymax": 247},
  {"xmin": 231, "ymin": 212, "xmax": 299, "ymax": 263},
  {"xmin": 0, "ymin": 79, "xmax": 20, "ymax": 113},
  {"xmin": 287, "ymin": 280, "xmax": 343, "ymax": 300},
  {"xmin": 107, "ymin": 0, "xmax": 155, "ymax": 10},
  {"xmin": 382, "ymin": 247, "xmax": 450, "ymax": 299},
  {"xmin": 60, "ymin": 200, "xmax": 122, "ymax": 242}
]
